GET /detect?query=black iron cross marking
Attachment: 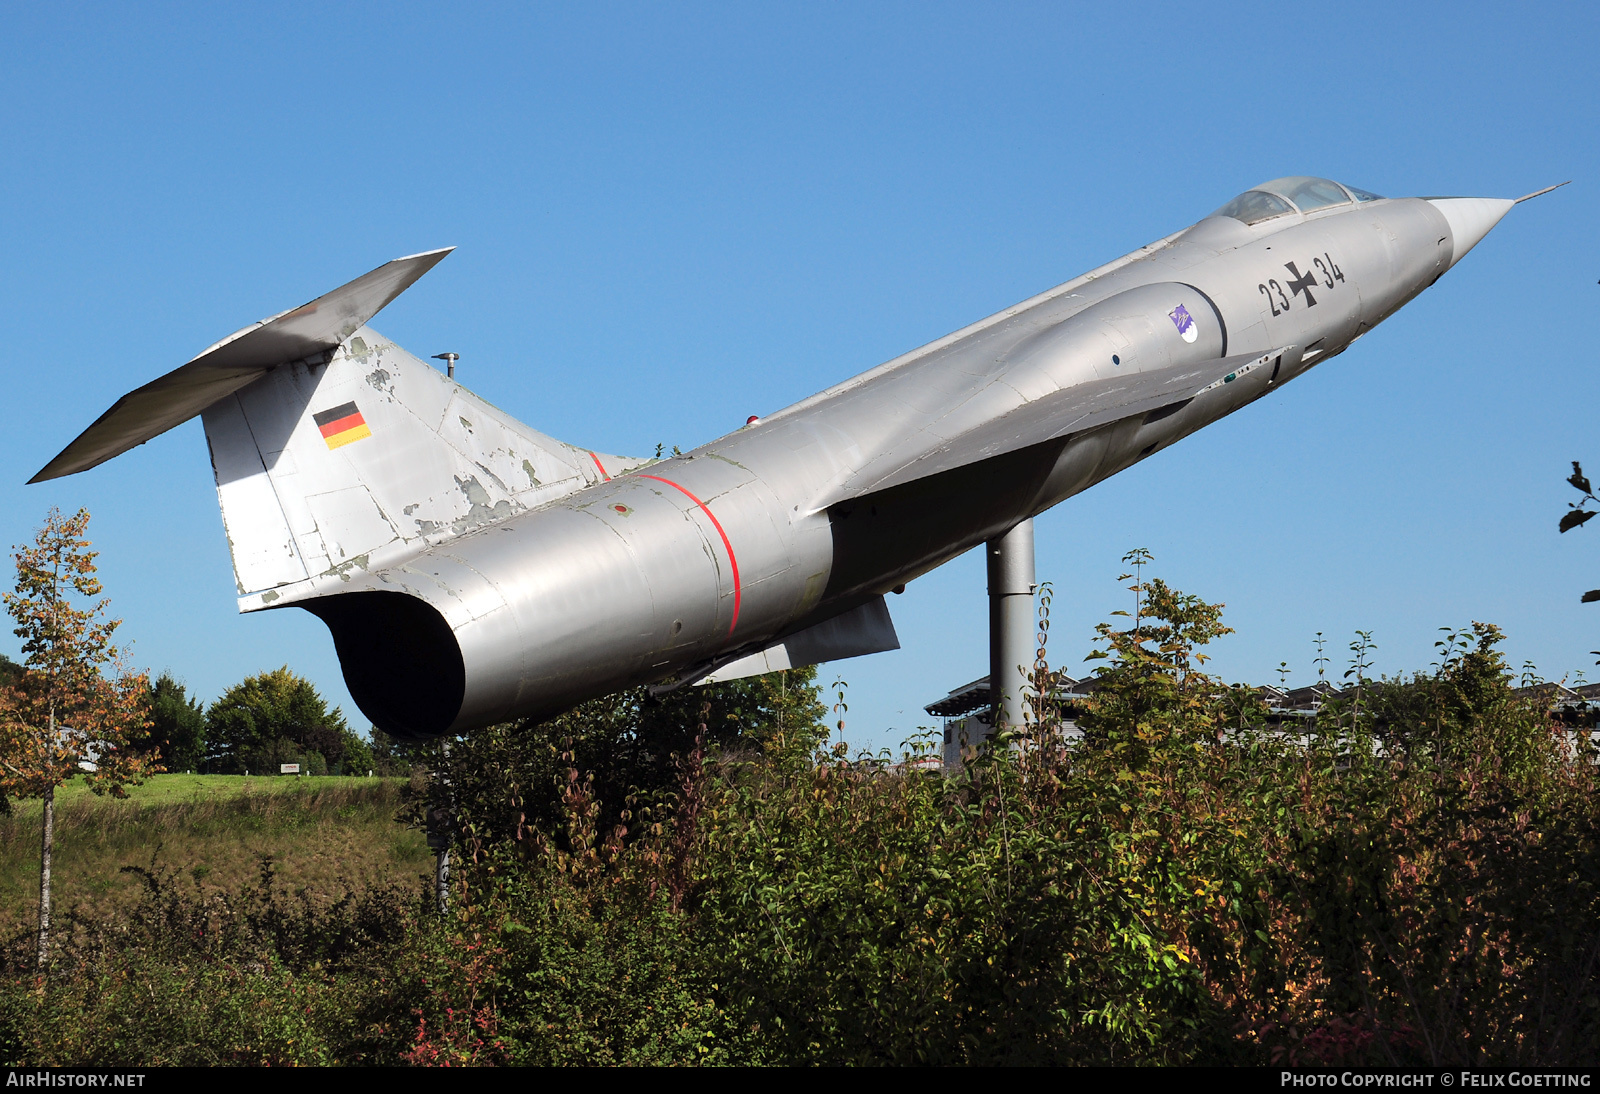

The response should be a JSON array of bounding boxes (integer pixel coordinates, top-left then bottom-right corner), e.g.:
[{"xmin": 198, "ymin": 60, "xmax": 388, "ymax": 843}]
[{"xmin": 1283, "ymin": 261, "xmax": 1318, "ymax": 307}]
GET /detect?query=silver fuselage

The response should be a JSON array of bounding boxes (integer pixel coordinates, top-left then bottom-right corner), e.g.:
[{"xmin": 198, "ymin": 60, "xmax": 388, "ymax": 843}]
[{"xmin": 338, "ymin": 196, "xmax": 1464, "ymax": 732}]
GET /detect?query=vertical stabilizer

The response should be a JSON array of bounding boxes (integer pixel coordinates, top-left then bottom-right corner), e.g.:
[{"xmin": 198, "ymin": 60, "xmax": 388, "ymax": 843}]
[{"xmin": 203, "ymin": 327, "xmax": 648, "ymax": 611}]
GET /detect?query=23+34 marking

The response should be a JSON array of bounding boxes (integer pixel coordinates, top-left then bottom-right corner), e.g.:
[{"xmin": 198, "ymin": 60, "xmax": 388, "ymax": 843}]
[{"xmin": 1259, "ymin": 253, "xmax": 1344, "ymax": 315}]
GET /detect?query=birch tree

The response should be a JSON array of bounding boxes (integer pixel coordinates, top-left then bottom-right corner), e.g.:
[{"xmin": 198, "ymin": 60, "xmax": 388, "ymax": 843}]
[{"xmin": 0, "ymin": 508, "xmax": 154, "ymax": 969}]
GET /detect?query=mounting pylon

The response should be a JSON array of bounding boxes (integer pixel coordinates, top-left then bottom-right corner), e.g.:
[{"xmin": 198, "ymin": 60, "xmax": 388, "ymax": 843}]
[{"xmin": 986, "ymin": 517, "xmax": 1037, "ymax": 737}]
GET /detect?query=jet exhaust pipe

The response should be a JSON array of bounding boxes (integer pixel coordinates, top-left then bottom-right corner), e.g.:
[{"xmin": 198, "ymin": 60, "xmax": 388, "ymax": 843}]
[{"xmin": 302, "ymin": 592, "xmax": 465, "ymax": 740}]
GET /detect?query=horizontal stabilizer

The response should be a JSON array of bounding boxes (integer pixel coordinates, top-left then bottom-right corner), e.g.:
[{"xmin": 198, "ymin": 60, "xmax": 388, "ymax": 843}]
[
  {"xmin": 31, "ymin": 248, "xmax": 454, "ymax": 482},
  {"xmin": 699, "ymin": 596, "xmax": 901, "ymax": 684},
  {"xmin": 829, "ymin": 347, "xmax": 1293, "ymax": 502}
]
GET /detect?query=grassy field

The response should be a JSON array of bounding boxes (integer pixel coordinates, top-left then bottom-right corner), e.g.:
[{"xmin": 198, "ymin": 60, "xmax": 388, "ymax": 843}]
[
  {"xmin": 1, "ymin": 774, "xmax": 432, "ymax": 942},
  {"xmin": 10, "ymin": 773, "xmax": 388, "ymax": 811}
]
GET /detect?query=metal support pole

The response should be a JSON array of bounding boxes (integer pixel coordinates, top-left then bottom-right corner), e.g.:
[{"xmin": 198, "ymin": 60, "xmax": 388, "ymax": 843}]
[
  {"xmin": 987, "ymin": 517, "xmax": 1036, "ymax": 737},
  {"xmin": 434, "ymin": 837, "xmax": 451, "ymax": 915},
  {"xmin": 426, "ymin": 739, "xmax": 455, "ymax": 915}
]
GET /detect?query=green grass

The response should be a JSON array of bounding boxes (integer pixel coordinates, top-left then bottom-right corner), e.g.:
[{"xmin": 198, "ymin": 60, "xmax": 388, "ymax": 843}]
[
  {"xmin": 1, "ymin": 774, "xmax": 432, "ymax": 942},
  {"xmin": 8, "ymin": 773, "xmax": 389, "ymax": 813}
]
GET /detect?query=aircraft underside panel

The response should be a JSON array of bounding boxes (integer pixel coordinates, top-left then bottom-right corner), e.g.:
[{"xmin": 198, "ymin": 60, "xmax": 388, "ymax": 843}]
[{"xmin": 700, "ymin": 595, "xmax": 901, "ymax": 683}]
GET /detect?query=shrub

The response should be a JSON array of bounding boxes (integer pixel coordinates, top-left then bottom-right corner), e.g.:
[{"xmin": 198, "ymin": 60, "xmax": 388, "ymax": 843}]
[{"xmin": 9, "ymin": 569, "xmax": 1600, "ymax": 1066}]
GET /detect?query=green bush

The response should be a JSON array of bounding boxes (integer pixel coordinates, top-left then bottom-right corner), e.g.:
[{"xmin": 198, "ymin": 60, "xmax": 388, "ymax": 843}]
[
  {"xmin": 7, "ymin": 569, "xmax": 1600, "ymax": 1066},
  {"xmin": 207, "ymin": 668, "xmax": 361, "ymax": 776}
]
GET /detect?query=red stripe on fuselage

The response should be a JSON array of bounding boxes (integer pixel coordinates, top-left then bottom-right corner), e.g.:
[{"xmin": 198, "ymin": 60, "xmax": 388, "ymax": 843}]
[
  {"xmin": 588, "ymin": 451, "xmax": 611, "ymax": 481},
  {"xmin": 637, "ymin": 474, "xmax": 741, "ymax": 638}
]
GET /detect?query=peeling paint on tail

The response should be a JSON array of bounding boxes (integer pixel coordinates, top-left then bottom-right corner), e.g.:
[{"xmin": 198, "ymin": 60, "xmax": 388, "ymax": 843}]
[{"xmin": 451, "ymin": 475, "xmax": 516, "ymax": 535}]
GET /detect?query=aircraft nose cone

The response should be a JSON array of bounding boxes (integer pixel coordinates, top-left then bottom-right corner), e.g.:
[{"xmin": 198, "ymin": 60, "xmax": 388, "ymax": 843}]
[{"xmin": 1427, "ymin": 197, "xmax": 1515, "ymax": 269}]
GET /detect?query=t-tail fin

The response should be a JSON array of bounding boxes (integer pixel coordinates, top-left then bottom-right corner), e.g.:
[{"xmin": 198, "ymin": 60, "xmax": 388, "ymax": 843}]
[
  {"xmin": 205, "ymin": 328, "xmax": 647, "ymax": 611},
  {"xmin": 32, "ymin": 250, "xmax": 648, "ymax": 611},
  {"xmin": 32, "ymin": 248, "xmax": 456, "ymax": 482}
]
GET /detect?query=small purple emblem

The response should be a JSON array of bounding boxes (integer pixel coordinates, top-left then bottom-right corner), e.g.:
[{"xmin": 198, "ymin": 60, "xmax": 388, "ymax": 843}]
[{"xmin": 1168, "ymin": 303, "xmax": 1198, "ymax": 343}]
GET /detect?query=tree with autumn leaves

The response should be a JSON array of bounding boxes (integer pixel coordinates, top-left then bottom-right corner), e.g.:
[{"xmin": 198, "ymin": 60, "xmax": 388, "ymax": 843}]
[{"xmin": 0, "ymin": 508, "xmax": 155, "ymax": 968}]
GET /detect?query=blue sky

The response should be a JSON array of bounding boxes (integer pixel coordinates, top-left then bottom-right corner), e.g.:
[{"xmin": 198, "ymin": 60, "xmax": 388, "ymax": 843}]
[{"xmin": 1, "ymin": 2, "xmax": 1595, "ymax": 754}]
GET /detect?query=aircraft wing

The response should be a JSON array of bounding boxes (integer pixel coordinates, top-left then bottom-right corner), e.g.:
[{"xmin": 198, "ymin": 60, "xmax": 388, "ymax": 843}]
[
  {"xmin": 31, "ymin": 248, "xmax": 454, "ymax": 482},
  {"xmin": 829, "ymin": 347, "xmax": 1289, "ymax": 502}
]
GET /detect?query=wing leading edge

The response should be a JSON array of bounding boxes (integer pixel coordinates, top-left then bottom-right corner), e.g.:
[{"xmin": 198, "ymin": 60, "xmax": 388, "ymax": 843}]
[{"xmin": 821, "ymin": 347, "xmax": 1293, "ymax": 506}]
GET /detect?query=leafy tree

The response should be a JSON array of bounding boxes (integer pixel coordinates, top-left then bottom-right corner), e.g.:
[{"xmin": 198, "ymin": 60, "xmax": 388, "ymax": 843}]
[
  {"xmin": 1077, "ymin": 549, "xmax": 1235, "ymax": 758},
  {"xmin": 369, "ymin": 726, "xmax": 420, "ymax": 776},
  {"xmin": 1559, "ymin": 461, "xmax": 1600, "ymax": 602},
  {"xmin": 0, "ymin": 653, "xmax": 17, "ymax": 817},
  {"xmin": 636, "ymin": 665, "xmax": 829, "ymax": 764},
  {"xmin": 129, "ymin": 674, "xmax": 207, "ymax": 772},
  {"xmin": 0, "ymin": 508, "xmax": 155, "ymax": 968},
  {"xmin": 341, "ymin": 730, "xmax": 375, "ymax": 776},
  {"xmin": 1362, "ymin": 671, "xmax": 1439, "ymax": 755},
  {"xmin": 204, "ymin": 667, "xmax": 361, "ymax": 774}
]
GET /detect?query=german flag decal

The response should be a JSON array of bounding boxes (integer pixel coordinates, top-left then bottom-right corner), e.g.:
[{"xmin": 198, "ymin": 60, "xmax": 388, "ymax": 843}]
[{"xmin": 313, "ymin": 402, "xmax": 371, "ymax": 450}]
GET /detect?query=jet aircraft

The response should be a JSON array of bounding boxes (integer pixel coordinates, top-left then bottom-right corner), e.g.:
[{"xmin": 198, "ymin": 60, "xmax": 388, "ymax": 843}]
[{"xmin": 33, "ymin": 177, "xmax": 1555, "ymax": 739}]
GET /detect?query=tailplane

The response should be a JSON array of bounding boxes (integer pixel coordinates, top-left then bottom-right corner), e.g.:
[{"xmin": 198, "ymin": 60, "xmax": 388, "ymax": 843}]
[{"xmin": 32, "ymin": 248, "xmax": 455, "ymax": 482}]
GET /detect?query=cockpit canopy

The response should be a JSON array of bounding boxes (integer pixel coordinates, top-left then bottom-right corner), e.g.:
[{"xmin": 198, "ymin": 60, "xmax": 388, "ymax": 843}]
[{"xmin": 1212, "ymin": 177, "xmax": 1384, "ymax": 225}]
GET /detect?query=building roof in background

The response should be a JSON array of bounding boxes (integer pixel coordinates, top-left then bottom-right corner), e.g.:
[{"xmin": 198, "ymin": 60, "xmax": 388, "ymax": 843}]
[{"xmin": 925, "ymin": 674, "xmax": 1095, "ymax": 718}]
